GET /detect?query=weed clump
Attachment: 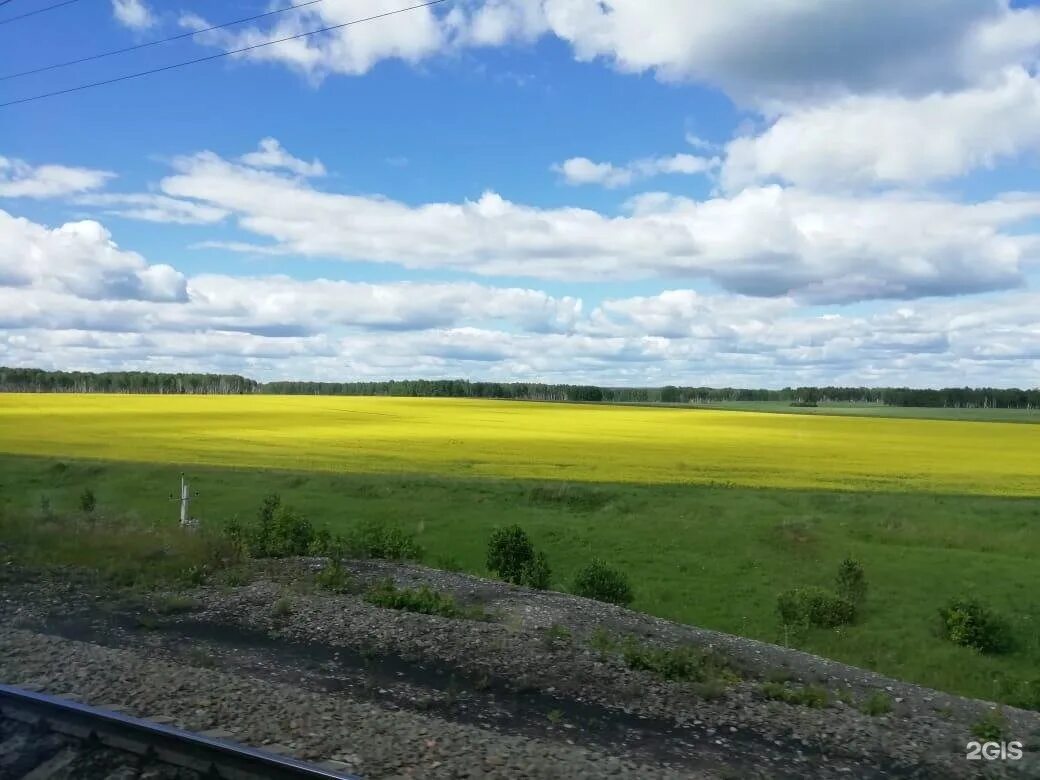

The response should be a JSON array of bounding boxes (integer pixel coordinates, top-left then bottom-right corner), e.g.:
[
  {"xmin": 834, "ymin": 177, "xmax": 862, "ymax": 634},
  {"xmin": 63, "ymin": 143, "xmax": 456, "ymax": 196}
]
[
  {"xmin": 938, "ymin": 597, "xmax": 1012, "ymax": 654},
  {"xmin": 971, "ymin": 710, "xmax": 1007, "ymax": 741},
  {"xmin": 572, "ymin": 559, "xmax": 633, "ymax": 606},
  {"xmin": 760, "ymin": 682, "xmax": 830, "ymax": 708},
  {"xmin": 620, "ymin": 640, "xmax": 736, "ymax": 684},
  {"xmin": 365, "ymin": 580, "xmax": 484, "ymax": 619},
  {"xmin": 777, "ymin": 586, "xmax": 855, "ymax": 629},
  {"xmin": 859, "ymin": 691, "xmax": 893, "ymax": 716}
]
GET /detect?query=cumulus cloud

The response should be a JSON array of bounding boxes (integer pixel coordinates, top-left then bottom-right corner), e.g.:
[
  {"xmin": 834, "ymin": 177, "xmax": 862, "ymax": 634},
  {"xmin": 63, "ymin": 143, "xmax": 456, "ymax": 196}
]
[
  {"xmin": 3, "ymin": 209, "xmax": 1039, "ymax": 386},
  {"xmin": 239, "ymin": 138, "xmax": 326, "ymax": 177},
  {"xmin": 723, "ymin": 67, "xmax": 1040, "ymax": 190},
  {"xmin": 112, "ymin": 0, "xmax": 154, "ymax": 30},
  {"xmin": 0, "ymin": 210, "xmax": 185, "ymax": 302},
  {"xmin": 183, "ymin": 1, "xmax": 1040, "ymax": 104},
  {"xmin": 554, "ymin": 153, "xmax": 716, "ymax": 188},
  {"xmin": 0, "ymin": 156, "xmax": 114, "ymax": 199},
  {"xmin": 148, "ymin": 148, "xmax": 1039, "ymax": 303}
]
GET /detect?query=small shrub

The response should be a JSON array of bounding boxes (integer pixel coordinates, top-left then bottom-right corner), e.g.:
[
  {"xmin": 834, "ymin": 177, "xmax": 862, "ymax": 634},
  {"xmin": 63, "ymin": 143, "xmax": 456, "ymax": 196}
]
[
  {"xmin": 271, "ymin": 596, "xmax": 292, "ymax": 618},
  {"xmin": 572, "ymin": 559, "xmax": 633, "ymax": 605},
  {"xmin": 546, "ymin": 708, "xmax": 563, "ymax": 725},
  {"xmin": 315, "ymin": 561, "xmax": 352, "ymax": 593},
  {"xmin": 860, "ymin": 691, "xmax": 892, "ymax": 716},
  {"xmin": 349, "ymin": 519, "xmax": 422, "ymax": 561},
  {"xmin": 79, "ymin": 488, "xmax": 96, "ymax": 514},
  {"xmin": 487, "ymin": 525, "xmax": 535, "ymax": 583},
  {"xmin": 308, "ymin": 527, "xmax": 333, "ymax": 557},
  {"xmin": 365, "ymin": 580, "xmax": 463, "ymax": 618},
  {"xmin": 38, "ymin": 495, "xmax": 52, "ymax": 519},
  {"xmin": 971, "ymin": 710, "xmax": 1006, "ymax": 741},
  {"xmin": 835, "ymin": 558, "xmax": 867, "ymax": 608},
  {"xmin": 938, "ymin": 597, "xmax": 1012, "ymax": 654},
  {"xmin": 777, "ymin": 586, "xmax": 855, "ymax": 629},
  {"xmin": 258, "ymin": 493, "xmax": 281, "ymax": 524},
  {"xmin": 521, "ymin": 551, "xmax": 552, "ymax": 590},
  {"xmin": 761, "ymin": 682, "xmax": 829, "ymax": 708}
]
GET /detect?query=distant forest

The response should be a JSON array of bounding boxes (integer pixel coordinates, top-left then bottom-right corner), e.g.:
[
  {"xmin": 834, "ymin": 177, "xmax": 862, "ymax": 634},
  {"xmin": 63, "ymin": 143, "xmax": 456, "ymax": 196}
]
[{"xmin": 1, "ymin": 367, "xmax": 1038, "ymax": 409}]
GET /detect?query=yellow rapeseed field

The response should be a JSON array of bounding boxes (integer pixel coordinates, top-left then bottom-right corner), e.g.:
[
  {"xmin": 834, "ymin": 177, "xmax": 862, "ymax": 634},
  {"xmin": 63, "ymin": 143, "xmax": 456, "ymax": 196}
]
[{"xmin": 0, "ymin": 393, "xmax": 1037, "ymax": 496}]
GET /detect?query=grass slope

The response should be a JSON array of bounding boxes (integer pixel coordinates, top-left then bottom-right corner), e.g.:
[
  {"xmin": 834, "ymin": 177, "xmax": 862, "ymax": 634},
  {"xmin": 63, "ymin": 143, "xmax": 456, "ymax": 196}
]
[
  {"xmin": 1, "ymin": 394, "xmax": 1039, "ymax": 496},
  {"xmin": 2, "ymin": 454, "xmax": 1038, "ymax": 709}
]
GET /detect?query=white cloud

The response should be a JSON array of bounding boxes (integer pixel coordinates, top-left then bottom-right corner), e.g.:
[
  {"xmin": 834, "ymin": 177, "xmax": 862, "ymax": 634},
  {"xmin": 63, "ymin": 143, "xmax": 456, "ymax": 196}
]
[
  {"xmin": 74, "ymin": 193, "xmax": 229, "ymax": 225},
  {"xmin": 239, "ymin": 138, "xmax": 326, "ymax": 177},
  {"xmin": 3, "ymin": 209, "xmax": 1039, "ymax": 386},
  {"xmin": 0, "ymin": 210, "xmax": 185, "ymax": 302},
  {"xmin": 151, "ymin": 147, "xmax": 1039, "ymax": 303},
  {"xmin": 554, "ymin": 153, "xmax": 716, "ymax": 188},
  {"xmin": 723, "ymin": 67, "xmax": 1040, "ymax": 190},
  {"xmin": 183, "ymin": 0, "xmax": 446, "ymax": 79},
  {"xmin": 184, "ymin": 1, "xmax": 1040, "ymax": 105},
  {"xmin": 0, "ymin": 156, "xmax": 114, "ymax": 199},
  {"xmin": 112, "ymin": 0, "xmax": 154, "ymax": 30}
]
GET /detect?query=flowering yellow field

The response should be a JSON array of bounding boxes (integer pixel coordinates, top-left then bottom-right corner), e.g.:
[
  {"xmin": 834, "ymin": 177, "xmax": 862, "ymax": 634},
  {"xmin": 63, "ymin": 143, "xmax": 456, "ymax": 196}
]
[{"xmin": 0, "ymin": 393, "xmax": 1037, "ymax": 496}]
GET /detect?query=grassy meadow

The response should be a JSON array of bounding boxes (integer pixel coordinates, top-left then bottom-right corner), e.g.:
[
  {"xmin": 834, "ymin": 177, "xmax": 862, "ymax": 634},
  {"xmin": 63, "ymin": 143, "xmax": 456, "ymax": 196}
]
[{"xmin": 0, "ymin": 393, "xmax": 1038, "ymax": 708}]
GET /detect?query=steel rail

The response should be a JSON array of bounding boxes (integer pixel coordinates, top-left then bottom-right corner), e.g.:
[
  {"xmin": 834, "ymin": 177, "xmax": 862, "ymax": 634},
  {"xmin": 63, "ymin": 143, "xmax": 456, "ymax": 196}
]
[{"xmin": 0, "ymin": 684, "xmax": 359, "ymax": 779}]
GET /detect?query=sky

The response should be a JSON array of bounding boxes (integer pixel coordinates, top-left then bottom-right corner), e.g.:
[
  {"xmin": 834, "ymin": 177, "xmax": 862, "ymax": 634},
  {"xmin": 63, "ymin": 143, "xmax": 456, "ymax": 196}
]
[{"xmin": 2, "ymin": 0, "xmax": 1040, "ymax": 388}]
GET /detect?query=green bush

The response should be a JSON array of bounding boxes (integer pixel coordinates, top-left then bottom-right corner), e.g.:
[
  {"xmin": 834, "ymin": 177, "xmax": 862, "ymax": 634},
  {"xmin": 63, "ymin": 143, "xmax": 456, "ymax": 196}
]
[
  {"xmin": 938, "ymin": 597, "xmax": 1012, "ymax": 654},
  {"xmin": 777, "ymin": 586, "xmax": 855, "ymax": 628},
  {"xmin": 522, "ymin": 551, "xmax": 552, "ymax": 590},
  {"xmin": 487, "ymin": 525, "xmax": 535, "ymax": 583},
  {"xmin": 485, "ymin": 526, "xmax": 552, "ymax": 588},
  {"xmin": 835, "ymin": 558, "xmax": 867, "ymax": 608},
  {"xmin": 348, "ymin": 518, "xmax": 423, "ymax": 561},
  {"xmin": 572, "ymin": 559, "xmax": 633, "ymax": 605}
]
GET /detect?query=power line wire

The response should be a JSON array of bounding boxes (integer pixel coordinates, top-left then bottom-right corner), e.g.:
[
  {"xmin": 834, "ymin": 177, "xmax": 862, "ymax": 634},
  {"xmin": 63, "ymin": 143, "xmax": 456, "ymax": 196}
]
[
  {"xmin": 0, "ymin": 0, "xmax": 449, "ymax": 107},
  {"xmin": 2, "ymin": 0, "xmax": 327, "ymax": 81},
  {"xmin": 0, "ymin": 0, "xmax": 86, "ymax": 26}
]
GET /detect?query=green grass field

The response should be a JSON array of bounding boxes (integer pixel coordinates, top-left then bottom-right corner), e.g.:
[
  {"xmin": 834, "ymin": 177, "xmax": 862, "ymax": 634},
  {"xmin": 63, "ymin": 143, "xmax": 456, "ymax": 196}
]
[
  {"xmin": 0, "ymin": 394, "xmax": 1038, "ymax": 709},
  {"xmin": 685, "ymin": 401, "xmax": 1040, "ymax": 423}
]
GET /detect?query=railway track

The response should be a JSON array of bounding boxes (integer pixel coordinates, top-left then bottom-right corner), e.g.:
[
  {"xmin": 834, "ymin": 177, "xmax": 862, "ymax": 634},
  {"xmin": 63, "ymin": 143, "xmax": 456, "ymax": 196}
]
[{"xmin": 0, "ymin": 684, "xmax": 359, "ymax": 780}]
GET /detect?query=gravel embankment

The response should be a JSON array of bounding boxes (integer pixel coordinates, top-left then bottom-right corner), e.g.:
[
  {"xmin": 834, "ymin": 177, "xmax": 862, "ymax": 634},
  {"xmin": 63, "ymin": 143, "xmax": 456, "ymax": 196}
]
[
  {"xmin": 2, "ymin": 560, "xmax": 1039, "ymax": 779},
  {"xmin": 0, "ymin": 628, "xmax": 703, "ymax": 779}
]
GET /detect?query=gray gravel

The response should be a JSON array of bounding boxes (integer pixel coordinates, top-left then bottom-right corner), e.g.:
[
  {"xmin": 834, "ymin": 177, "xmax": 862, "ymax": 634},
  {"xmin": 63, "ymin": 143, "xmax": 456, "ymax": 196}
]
[
  {"xmin": 0, "ymin": 628, "xmax": 703, "ymax": 779},
  {"xmin": 3, "ymin": 560, "xmax": 1039, "ymax": 779}
]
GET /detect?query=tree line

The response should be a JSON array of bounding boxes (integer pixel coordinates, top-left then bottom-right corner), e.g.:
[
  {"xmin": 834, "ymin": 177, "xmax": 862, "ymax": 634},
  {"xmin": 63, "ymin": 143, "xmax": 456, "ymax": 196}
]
[{"xmin": 1, "ymin": 367, "xmax": 1037, "ymax": 408}]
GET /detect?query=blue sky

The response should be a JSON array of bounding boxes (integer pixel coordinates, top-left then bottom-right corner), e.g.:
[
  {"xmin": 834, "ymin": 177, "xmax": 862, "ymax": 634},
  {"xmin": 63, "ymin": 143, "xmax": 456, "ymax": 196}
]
[{"xmin": 2, "ymin": 0, "xmax": 1040, "ymax": 387}]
